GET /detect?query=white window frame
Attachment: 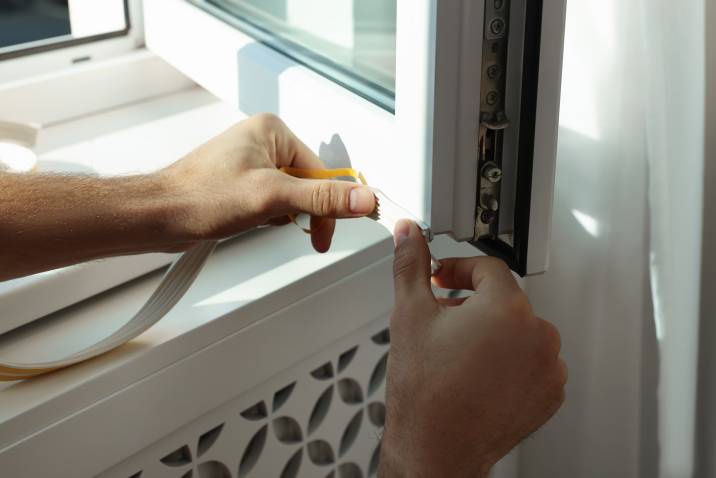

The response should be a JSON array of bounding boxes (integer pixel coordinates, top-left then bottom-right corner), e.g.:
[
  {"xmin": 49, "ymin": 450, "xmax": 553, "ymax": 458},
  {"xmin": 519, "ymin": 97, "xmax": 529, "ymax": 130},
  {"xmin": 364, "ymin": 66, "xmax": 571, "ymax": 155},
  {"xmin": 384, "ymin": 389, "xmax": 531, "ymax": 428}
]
[
  {"xmin": 144, "ymin": 0, "xmax": 566, "ymax": 276},
  {"xmin": 0, "ymin": 0, "xmax": 195, "ymax": 126},
  {"xmin": 0, "ymin": 0, "xmax": 143, "ymax": 82}
]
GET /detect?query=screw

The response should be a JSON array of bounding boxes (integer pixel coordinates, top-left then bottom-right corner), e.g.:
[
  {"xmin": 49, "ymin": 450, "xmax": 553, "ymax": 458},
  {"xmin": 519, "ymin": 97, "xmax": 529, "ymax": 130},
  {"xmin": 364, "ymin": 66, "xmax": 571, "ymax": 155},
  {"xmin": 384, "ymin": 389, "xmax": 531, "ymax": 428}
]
[
  {"xmin": 486, "ymin": 91, "xmax": 499, "ymax": 106},
  {"xmin": 481, "ymin": 210, "xmax": 497, "ymax": 224},
  {"xmin": 494, "ymin": 0, "xmax": 504, "ymax": 9},
  {"xmin": 490, "ymin": 18, "xmax": 506, "ymax": 36},
  {"xmin": 487, "ymin": 64, "xmax": 502, "ymax": 80},
  {"xmin": 483, "ymin": 163, "xmax": 503, "ymax": 183}
]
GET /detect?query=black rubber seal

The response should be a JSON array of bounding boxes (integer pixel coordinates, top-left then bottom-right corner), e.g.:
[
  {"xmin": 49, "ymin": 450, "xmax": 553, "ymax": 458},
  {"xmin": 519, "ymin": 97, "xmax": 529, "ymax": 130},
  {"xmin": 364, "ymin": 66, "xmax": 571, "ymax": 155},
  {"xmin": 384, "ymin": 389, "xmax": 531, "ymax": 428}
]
[{"xmin": 474, "ymin": 0, "xmax": 544, "ymax": 276}]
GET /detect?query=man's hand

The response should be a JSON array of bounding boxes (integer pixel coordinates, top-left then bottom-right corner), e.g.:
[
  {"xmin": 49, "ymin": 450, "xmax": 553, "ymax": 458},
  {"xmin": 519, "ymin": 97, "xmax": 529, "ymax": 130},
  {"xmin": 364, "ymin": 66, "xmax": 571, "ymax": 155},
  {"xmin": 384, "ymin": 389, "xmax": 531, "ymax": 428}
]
[
  {"xmin": 0, "ymin": 114, "xmax": 376, "ymax": 281},
  {"xmin": 380, "ymin": 220, "xmax": 567, "ymax": 477},
  {"xmin": 161, "ymin": 113, "xmax": 376, "ymax": 252}
]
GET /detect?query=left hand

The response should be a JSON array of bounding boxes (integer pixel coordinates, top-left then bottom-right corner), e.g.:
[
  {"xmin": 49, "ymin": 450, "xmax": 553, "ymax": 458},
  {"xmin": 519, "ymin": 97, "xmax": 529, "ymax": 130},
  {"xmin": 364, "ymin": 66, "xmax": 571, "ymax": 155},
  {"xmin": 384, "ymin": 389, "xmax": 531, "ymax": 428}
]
[{"xmin": 160, "ymin": 113, "xmax": 376, "ymax": 252}]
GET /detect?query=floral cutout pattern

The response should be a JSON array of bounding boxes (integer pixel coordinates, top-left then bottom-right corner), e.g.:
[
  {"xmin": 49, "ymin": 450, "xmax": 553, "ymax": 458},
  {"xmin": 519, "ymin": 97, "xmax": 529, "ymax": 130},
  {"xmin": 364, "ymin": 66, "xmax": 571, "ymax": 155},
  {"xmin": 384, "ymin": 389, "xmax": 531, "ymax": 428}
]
[
  {"xmin": 123, "ymin": 327, "xmax": 390, "ymax": 478},
  {"xmin": 159, "ymin": 423, "xmax": 231, "ymax": 478}
]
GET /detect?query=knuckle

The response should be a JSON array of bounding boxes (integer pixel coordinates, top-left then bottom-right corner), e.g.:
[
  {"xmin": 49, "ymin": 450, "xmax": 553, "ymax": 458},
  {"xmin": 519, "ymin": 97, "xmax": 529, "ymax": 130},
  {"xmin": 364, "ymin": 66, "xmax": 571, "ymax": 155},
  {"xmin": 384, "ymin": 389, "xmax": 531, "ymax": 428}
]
[
  {"xmin": 252, "ymin": 112, "xmax": 283, "ymax": 132},
  {"xmin": 481, "ymin": 256, "xmax": 510, "ymax": 274},
  {"xmin": 393, "ymin": 247, "xmax": 415, "ymax": 281},
  {"xmin": 535, "ymin": 318, "xmax": 562, "ymax": 365},
  {"xmin": 542, "ymin": 319, "xmax": 563, "ymax": 355},
  {"xmin": 310, "ymin": 182, "xmax": 340, "ymax": 216},
  {"xmin": 502, "ymin": 290, "xmax": 532, "ymax": 322},
  {"xmin": 558, "ymin": 359, "xmax": 569, "ymax": 387}
]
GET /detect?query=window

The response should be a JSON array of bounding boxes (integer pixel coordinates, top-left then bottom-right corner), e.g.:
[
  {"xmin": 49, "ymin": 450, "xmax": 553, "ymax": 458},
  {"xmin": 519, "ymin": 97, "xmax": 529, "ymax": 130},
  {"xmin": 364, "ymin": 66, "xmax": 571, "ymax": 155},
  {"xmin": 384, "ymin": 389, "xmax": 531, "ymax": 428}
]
[
  {"xmin": 197, "ymin": 0, "xmax": 397, "ymax": 110},
  {"xmin": 0, "ymin": 0, "xmax": 130, "ymax": 60},
  {"xmin": 145, "ymin": 0, "xmax": 567, "ymax": 276}
]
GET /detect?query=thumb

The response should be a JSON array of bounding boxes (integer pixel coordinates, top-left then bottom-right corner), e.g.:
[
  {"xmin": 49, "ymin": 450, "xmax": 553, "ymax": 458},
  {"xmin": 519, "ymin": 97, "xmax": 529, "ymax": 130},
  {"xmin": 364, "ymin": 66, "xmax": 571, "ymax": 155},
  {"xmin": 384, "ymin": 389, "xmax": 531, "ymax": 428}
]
[
  {"xmin": 392, "ymin": 220, "xmax": 437, "ymax": 315},
  {"xmin": 286, "ymin": 177, "xmax": 376, "ymax": 218}
]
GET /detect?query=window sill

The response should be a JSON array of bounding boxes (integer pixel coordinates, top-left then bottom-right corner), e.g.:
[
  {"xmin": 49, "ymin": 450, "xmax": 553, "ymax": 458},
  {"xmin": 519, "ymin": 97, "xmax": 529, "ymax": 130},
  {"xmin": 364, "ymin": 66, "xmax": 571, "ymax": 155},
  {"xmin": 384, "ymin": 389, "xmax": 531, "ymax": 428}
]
[{"xmin": 0, "ymin": 85, "xmax": 397, "ymax": 477}]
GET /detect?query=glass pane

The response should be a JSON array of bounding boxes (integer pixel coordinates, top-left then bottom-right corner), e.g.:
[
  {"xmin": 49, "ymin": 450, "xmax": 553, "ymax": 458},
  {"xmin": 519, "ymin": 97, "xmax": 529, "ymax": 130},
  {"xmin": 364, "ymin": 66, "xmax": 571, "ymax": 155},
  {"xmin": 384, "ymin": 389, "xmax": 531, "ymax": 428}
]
[
  {"xmin": 204, "ymin": 0, "xmax": 397, "ymax": 110},
  {"xmin": 0, "ymin": 0, "xmax": 128, "ymax": 59}
]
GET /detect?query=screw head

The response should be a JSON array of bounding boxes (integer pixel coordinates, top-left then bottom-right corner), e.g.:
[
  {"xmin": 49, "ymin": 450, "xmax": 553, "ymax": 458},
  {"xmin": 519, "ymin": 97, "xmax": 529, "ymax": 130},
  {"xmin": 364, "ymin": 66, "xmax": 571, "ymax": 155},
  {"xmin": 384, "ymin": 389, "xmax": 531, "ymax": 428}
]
[
  {"xmin": 486, "ymin": 91, "xmax": 499, "ymax": 106},
  {"xmin": 487, "ymin": 64, "xmax": 502, "ymax": 80},
  {"xmin": 490, "ymin": 18, "xmax": 506, "ymax": 36},
  {"xmin": 483, "ymin": 164, "xmax": 503, "ymax": 183},
  {"xmin": 494, "ymin": 0, "xmax": 504, "ymax": 9}
]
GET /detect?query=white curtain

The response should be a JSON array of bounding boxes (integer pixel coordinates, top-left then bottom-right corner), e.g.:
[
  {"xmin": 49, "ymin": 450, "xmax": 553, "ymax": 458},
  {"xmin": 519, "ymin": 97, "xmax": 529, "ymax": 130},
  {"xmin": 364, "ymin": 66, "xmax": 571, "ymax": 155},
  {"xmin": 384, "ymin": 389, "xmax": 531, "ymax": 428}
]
[
  {"xmin": 643, "ymin": 1, "xmax": 705, "ymax": 477},
  {"xmin": 522, "ymin": 0, "xmax": 707, "ymax": 477}
]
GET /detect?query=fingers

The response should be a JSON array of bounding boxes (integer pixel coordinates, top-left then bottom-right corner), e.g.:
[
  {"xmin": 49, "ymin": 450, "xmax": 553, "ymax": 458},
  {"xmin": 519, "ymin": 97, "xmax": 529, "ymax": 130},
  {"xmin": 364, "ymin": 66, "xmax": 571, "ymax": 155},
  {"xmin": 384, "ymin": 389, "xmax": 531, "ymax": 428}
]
[
  {"xmin": 251, "ymin": 113, "xmax": 375, "ymax": 222},
  {"xmin": 392, "ymin": 220, "xmax": 438, "ymax": 317},
  {"xmin": 283, "ymin": 176, "xmax": 376, "ymax": 218},
  {"xmin": 265, "ymin": 216, "xmax": 292, "ymax": 227},
  {"xmin": 437, "ymin": 297, "xmax": 468, "ymax": 307},
  {"xmin": 432, "ymin": 256, "xmax": 520, "ymax": 293},
  {"xmin": 310, "ymin": 216, "xmax": 336, "ymax": 253}
]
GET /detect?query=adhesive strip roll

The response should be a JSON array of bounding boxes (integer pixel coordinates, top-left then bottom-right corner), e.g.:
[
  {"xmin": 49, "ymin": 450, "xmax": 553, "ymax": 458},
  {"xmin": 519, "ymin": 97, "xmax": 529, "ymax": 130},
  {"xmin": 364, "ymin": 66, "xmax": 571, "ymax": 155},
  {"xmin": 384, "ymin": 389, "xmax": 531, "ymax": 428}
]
[{"xmin": 0, "ymin": 241, "xmax": 217, "ymax": 381}]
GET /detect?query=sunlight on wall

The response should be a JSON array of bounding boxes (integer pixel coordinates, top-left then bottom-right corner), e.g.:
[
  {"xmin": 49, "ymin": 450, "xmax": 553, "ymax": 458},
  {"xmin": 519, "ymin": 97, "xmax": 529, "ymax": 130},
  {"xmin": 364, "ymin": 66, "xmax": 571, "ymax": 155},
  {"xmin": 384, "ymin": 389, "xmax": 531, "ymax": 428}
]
[{"xmin": 571, "ymin": 209, "xmax": 601, "ymax": 237}]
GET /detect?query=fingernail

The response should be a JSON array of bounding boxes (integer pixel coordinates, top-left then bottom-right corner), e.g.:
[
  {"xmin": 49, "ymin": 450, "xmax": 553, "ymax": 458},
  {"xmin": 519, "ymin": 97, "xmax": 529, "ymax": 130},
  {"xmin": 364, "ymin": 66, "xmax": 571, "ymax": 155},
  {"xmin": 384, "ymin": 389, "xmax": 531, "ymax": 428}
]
[
  {"xmin": 349, "ymin": 187, "xmax": 376, "ymax": 215},
  {"xmin": 393, "ymin": 220, "xmax": 412, "ymax": 248}
]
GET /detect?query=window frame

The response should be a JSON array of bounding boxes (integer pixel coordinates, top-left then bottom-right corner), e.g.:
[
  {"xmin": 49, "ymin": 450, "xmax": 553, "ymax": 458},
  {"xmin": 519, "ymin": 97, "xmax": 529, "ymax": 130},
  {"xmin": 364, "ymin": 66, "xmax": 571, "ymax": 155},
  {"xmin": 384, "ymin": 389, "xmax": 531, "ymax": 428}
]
[
  {"xmin": 0, "ymin": 0, "xmax": 132, "ymax": 62},
  {"xmin": 0, "ymin": 0, "xmax": 145, "ymax": 83},
  {"xmin": 188, "ymin": 0, "xmax": 397, "ymax": 112},
  {"xmin": 144, "ymin": 0, "xmax": 479, "ymax": 242},
  {"xmin": 144, "ymin": 0, "xmax": 566, "ymax": 276}
]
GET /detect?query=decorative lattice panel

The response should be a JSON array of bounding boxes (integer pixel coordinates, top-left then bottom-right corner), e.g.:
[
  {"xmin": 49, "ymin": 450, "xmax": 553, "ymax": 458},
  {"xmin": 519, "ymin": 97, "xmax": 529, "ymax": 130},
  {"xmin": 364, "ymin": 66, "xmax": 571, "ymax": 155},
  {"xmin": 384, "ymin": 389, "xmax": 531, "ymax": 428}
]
[{"xmin": 101, "ymin": 320, "xmax": 390, "ymax": 478}]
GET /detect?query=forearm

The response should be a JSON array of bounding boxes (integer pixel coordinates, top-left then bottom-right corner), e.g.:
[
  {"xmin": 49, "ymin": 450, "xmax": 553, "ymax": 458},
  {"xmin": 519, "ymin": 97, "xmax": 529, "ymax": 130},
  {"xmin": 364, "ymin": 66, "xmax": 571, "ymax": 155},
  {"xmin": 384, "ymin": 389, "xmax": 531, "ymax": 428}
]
[{"xmin": 0, "ymin": 171, "xmax": 190, "ymax": 281}]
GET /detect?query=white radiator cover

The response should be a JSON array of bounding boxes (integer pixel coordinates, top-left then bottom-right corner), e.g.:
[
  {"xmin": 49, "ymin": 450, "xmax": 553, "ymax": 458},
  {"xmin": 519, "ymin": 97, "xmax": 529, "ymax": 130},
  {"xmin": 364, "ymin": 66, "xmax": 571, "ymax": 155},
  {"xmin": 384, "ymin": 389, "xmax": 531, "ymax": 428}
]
[{"xmin": 101, "ymin": 319, "xmax": 391, "ymax": 478}]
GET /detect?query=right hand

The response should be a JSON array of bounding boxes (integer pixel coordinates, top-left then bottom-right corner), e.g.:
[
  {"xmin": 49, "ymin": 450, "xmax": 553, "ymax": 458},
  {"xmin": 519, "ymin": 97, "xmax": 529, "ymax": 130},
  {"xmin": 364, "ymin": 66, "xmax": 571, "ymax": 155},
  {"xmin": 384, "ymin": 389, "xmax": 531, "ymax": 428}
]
[
  {"xmin": 161, "ymin": 113, "xmax": 376, "ymax": 253},
  {"xmin": 380, "ymin": 220, "xmax": 567, "ymax": 477}
]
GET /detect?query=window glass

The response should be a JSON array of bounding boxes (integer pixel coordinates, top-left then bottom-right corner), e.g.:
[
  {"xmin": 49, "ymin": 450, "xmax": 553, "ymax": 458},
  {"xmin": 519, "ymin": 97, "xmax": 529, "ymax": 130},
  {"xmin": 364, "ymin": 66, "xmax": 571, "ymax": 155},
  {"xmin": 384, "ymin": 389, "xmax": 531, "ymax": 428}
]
[
  {"xmin": 203, "ymin": 0, "xmax": 397, "ymax": 110},
  {"xmin": 0, "ymin": 0, "xmax": 128, "ymax": 59}
]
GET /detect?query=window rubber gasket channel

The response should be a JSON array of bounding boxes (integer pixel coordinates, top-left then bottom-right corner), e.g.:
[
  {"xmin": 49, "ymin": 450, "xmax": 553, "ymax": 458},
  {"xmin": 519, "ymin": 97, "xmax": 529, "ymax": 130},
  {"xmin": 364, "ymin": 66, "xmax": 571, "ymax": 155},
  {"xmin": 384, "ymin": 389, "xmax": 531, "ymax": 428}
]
[{"xmin": 472, "ymin": 0, "xmax": 544, "ymax": 277}]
